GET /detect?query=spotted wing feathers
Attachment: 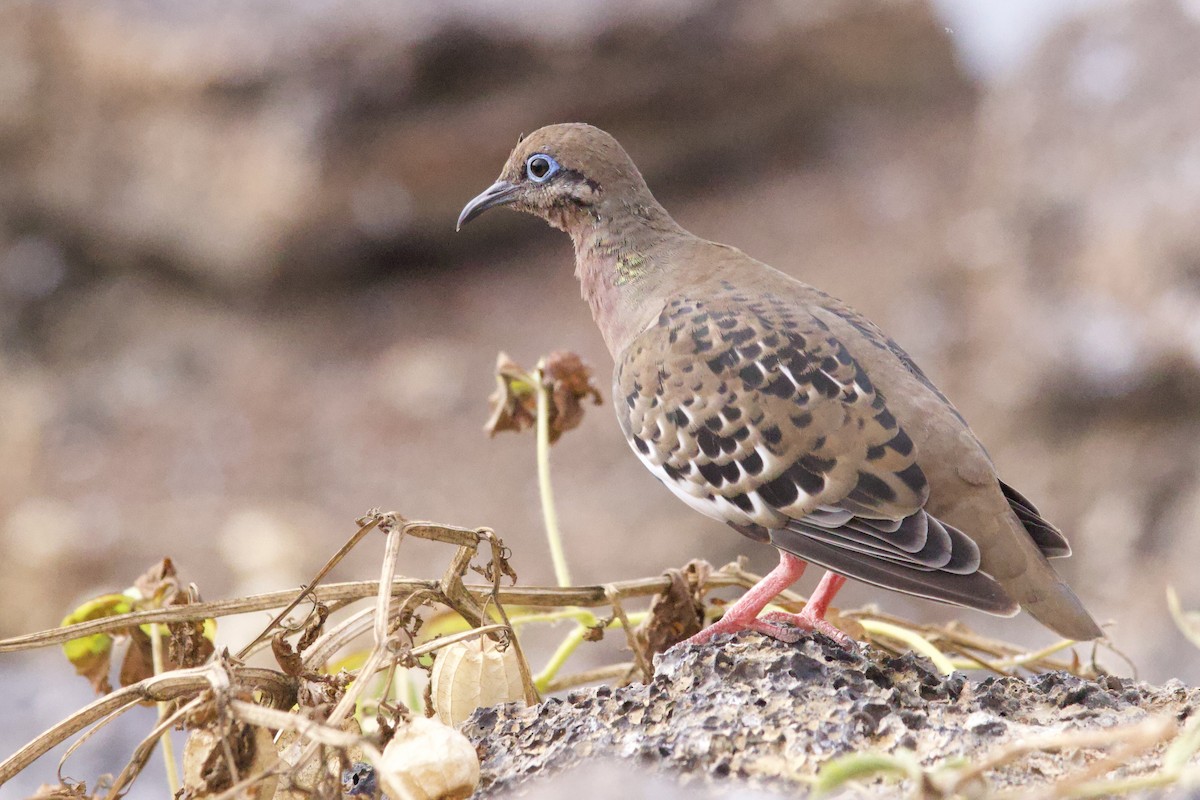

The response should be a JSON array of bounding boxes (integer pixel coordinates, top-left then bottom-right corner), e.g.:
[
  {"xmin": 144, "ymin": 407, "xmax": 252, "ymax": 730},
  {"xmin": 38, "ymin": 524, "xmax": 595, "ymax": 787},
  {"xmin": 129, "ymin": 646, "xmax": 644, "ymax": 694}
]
[{"xmin": 616, "ymin": 288, "xmax": 1011, "ymax": 614}]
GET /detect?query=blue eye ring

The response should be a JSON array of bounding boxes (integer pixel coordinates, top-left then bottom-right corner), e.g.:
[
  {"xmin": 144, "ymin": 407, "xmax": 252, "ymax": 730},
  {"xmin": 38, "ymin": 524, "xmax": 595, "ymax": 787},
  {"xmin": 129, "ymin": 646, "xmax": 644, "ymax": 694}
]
[{"xmin": 525, "ymin": 153, "xmax": 560, "ymax": 183}]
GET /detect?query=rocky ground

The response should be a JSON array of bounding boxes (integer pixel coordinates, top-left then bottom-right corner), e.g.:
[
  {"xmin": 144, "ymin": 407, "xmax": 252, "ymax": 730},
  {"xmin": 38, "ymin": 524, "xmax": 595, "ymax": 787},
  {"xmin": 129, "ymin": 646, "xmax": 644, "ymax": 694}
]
[
  {"xmin": 4, "ymin": 1, "xmax": 1200, "ymax": 795},
  {"xmin": 466, "ymin": 632, "xmax": 1200, "ymax": 798}
]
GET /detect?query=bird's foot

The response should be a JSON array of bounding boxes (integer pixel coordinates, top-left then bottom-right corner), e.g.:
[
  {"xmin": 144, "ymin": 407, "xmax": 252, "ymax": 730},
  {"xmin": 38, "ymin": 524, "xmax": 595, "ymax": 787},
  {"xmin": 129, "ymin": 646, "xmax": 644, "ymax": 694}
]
[
  {"xmin": 759, "ymin": 610, "xmax": 855, "ymax": 648},
  {"xmin": 685, "ymin": 609, "xmax": 854, "ymax": 648}
]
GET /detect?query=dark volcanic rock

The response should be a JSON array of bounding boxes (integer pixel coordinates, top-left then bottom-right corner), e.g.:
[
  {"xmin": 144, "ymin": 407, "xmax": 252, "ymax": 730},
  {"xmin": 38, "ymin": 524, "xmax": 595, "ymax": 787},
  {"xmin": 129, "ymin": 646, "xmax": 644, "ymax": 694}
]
[{"xmin": 463, "ymin": 633, "xmax": 1200, "ymax": 797}]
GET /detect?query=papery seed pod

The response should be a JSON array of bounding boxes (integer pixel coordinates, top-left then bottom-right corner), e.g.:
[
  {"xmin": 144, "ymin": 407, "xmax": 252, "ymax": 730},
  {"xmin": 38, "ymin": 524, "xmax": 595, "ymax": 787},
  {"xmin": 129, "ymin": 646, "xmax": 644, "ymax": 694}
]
[
  {"xmin": 430, "ymin": 634, "xmax": 523, "ymax": 725},
  {"xmin": 376, "ymin": 715, "xmax": 480, "ymax": 800},
  {"xmin": 183, "ymin": 723, "xmax": 277, "ymax": 799}
]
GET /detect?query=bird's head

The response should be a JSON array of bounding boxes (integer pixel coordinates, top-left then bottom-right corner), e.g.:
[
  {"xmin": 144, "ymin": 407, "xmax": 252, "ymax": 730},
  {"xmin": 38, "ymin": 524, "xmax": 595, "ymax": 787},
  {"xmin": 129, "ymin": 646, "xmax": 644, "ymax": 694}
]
[{"xmin": 456, "ymin": 123, "xmax": 661, "ymax": 235}]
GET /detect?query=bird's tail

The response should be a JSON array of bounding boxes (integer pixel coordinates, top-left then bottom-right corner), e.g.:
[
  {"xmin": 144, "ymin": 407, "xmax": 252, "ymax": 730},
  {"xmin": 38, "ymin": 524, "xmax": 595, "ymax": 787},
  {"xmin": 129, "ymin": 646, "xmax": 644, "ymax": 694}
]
[{"xmin": 987, "ymin": 512, "xmax": 1103, "ymax": 641}]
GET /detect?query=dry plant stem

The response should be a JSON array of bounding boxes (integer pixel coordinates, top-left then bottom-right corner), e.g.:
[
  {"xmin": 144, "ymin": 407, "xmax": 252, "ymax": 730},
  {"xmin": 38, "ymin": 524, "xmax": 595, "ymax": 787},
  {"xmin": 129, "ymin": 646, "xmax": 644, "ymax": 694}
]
[
  {"xmin": 236, "ymin": 515, "xmax": 382, "ymax": 660},
  {"xmin": 475, "ymin": 527, "xmax": 540, "ymax": 705},
  {"xmin": 605, "ymin": 585, "xmax": 651, "ymax": 683},
  {"xmin": 105, "ymin": 696, "xmax": 205, "ymax": 800},
  {"xmin": 0, "ymin": 664, "xmax": 292, "ymax": 783},
  {"xmin": 291, "ymin": 522, "xmax": 407, "ymax": 778},
  {"xmin": 535, "ymin": 364, "xmax": 572, "ymax": 588},
  {"xmin": 208, "ymin": 700, "xmax": 386, "ymax": 800},
  {"xmin": 951, "ymin": 716, "xmax": 1178, "ymax": 798},
  {"xmin": 0, "ymin": 570, "xmax": 772, "ymax": 654},
  {"xmin": 1019, "ymin": 718, "xmax": 1180, "ymax": 800}
]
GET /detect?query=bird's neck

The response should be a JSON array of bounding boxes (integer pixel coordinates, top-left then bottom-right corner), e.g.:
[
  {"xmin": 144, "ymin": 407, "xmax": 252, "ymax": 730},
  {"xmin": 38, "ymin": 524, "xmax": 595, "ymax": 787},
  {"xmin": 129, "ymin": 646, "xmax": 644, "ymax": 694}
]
[{"xmin": 568, "ymin": 204, "xmax": 685, "ymax": 357}]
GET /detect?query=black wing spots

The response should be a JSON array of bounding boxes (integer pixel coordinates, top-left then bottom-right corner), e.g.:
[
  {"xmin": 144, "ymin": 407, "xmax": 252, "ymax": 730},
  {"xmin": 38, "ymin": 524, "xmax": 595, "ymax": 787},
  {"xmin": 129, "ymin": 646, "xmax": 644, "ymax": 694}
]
[
  {"xmin": 703, "ymin": 416, "xmax": 722, "ymax": 431},
  {"xmin": 783, "ymin": 350, "xmax": 810, "ymax": 375},
  {"xmin": 885, "ymin": 429, "xmax": 914, "ymax": 457},
  {"xmin": 698, "ymin": 460, "xmax": 740, "ymax": 487},
  {"xmin": 866, "ymin": 445, "xmax": 886, "ymax": 461},
  {"xmin": 662, "ymin": 462, "xmax": 691, "ymax": 481},
  {"xmin": 798, "ymin": 453, "xmax": 836, "ymax": 478},
  {"xmin": 742, "ymin": 450, "xmax": 764, "ymax": 475},
  {"xmin": 707, "ymin": 352, "xmax": 737, "ymax": 374},
  {"xmin": 668, "ymin": 326, "xmax": 680, "ymax": 344},
  {"xmin": 807, "ymin": 370, "xmax": 841, "ymax": 398},
  {"xmin": 759, "ymin": 472, "xmax": 800, "ymax": 508},
  {"xmin": 729, "ymin": 493, "xmax": 755, "ymax": 513},
  {"xmin": 721, "ymin": 405, "xmax": 742, "ymax": 422},
  {"xmin": 791, "ymin": 412, "xmax": 813, "ymax": 428},
  {"xmin": 698, "ymin": 461, "xmax": 724, "ymax": 485},
  {"xmin": 625, "ymin": 391, "xmax": 638, "ymax": 409},
  {"xmin": 847, "ymin": 470, "xmax": 897, "ymax": 506},
  {"xmin": 762, "ymin": 333, "xmax": 780, "ymax": 348},
  {"xmin": 761, "ymin": 425, "xmax": 783, "ymax": 445},
  {"xmin": 874, "ymin": 407, "xmax": 897, "ymax": 430},
  {"xmin": 732, "ymin": 426, "xmax": 750, "ymax": 441},
  {"xmin": 895, "ymin": 463, "xmax": 928, "ymax": 496},
  {"xmin": 834, "ymin": 341, "xmax": 854, "ymax": 366},
  {"xmin": 738, "ymin": 363, "xmax": 765, "ymax": 388},
  {"xmin": 722, "ymin": 327, "xmax": 757, "ymax": 346},
  {"xmin": 692, "ymin": 313, "xmax": 710, "ymax": 325},
  {"xmin": 669, "ymin": 408, "xmax": 690, "ymax": 426},
  {"xmin": 820, "ymin": 356, "xmax": 839, "ymax": 373},
  {"xmin": 721, "ymin": 460, "xmax": 741, "ymax": 481},
  {"xmin": 762, "ymin": 374, "xmax": 794, "ymax": 399},
  {"xmin": 760, "ymin": 461, "xmax": 826, "ymax": 508},
  {"xmin": 738, "ymin": 342, "xmax": 763, "ymax": 360},
  {"xmin": 696, "ymin": 427, "xmax": 721, "ymax": 458},
  {"xmin": 691, "ymin": 329, "xmax": 713, "ymax": 353},
  {"xmin": 853, "ymin": 364, "xmax": 875, "ymax": 394},
  {"xmin": 718, "ymin": 433, "xmax": 739, "ymax": 455},
  {"xmin": 633, "ymin": 436, "xmax": 650, "ymax": 455},
  {"xmin": 714, "ymin": 315, "xmax": 739, "ymax": 330}
]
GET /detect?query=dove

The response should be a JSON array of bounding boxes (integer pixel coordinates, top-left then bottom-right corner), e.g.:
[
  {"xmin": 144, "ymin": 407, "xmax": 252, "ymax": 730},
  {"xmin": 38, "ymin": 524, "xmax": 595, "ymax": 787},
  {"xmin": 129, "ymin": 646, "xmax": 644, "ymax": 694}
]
[{"xmin": 457, "ymin": 123, "xmax": 1102, "ymax": 645}]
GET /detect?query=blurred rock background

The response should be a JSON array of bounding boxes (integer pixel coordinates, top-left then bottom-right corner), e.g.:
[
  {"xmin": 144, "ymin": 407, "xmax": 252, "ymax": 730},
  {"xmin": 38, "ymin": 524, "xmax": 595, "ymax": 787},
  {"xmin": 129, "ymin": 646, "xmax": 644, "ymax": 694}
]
[{"xmin": 3, "ymin": 0, "xmax": 1200, "ymax": 790}]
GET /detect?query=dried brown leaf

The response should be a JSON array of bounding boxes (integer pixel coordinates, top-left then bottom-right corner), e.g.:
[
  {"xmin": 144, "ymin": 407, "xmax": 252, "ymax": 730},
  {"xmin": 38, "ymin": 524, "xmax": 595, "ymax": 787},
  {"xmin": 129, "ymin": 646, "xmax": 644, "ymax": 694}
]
[
  {"xmin": 636, "ymin": 561, "xmax": 710, "ymax": 655},
  {"xmin": 483, "ymin": 350, "xmax": 603, "ymax": 443},
  {"xmin": 483, "ymin": 352, "xmax": 538, "ymax": 437},
  {"xmin": 542, "ymin": 350, "xmax": 603, "ymax": 442}
]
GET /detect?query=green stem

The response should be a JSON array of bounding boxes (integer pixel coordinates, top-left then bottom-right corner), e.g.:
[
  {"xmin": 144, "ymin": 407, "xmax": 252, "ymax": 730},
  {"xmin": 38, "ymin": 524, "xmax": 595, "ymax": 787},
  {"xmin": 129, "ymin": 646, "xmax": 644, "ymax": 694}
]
[
  {"xmin": 535, "ymin": 366, "xmax": 572, "ymax": 587},
  {"xmin": 148, "ymin": 623, "xmax": 180, "ymax": 795},
  {"xmin": 533, "ymin": 612, "xmax": 647, "ymax": 692}
]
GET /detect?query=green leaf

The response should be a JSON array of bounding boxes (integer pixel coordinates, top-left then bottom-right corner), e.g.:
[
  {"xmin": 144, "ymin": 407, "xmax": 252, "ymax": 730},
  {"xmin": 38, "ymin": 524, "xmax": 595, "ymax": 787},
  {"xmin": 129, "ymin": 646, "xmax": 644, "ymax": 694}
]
[
  {"xmin": 814, "ymin": 750, "xmax": 922, "ymax": 795},
  {"xmin": 60, "ymin": 593, "xmax": 135, "ymax": 664}
]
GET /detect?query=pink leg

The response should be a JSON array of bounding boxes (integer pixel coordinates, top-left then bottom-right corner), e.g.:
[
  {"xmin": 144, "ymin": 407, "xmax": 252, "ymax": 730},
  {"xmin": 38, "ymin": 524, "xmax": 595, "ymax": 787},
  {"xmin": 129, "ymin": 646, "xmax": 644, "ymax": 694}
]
[{"xmin": 686, "ymin": 553, "xmax": 854, "ymax": 647}]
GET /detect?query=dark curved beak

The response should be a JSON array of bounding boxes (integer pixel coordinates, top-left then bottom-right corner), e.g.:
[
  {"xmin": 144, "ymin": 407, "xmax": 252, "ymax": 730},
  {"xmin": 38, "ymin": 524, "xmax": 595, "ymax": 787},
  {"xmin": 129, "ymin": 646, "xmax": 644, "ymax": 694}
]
[{"xmin": 456, "ymin": 180, "xmax": 519, "ymax": 231}]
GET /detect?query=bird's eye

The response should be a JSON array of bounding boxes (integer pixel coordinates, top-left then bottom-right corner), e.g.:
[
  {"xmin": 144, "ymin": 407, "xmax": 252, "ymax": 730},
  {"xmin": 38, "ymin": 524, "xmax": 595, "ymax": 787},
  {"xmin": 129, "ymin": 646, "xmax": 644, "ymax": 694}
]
[{"xmin": 526, "ymin": 154, "xmax": 560, "ymax": 183}]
